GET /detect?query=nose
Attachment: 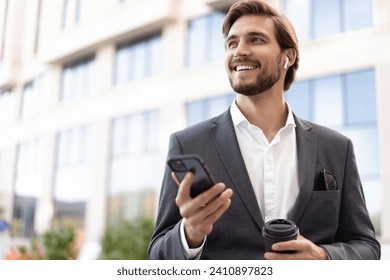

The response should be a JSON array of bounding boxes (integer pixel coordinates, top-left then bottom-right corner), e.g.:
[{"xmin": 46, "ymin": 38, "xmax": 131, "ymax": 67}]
[{"xmin": 234, "ymin": 41, "xmax": 250, "ymax": 57}]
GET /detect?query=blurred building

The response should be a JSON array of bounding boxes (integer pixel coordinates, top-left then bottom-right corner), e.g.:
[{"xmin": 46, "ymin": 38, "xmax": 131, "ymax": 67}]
[{"xmin": 0, "ymin": 0, "xmax": 389, "ymax": 258}]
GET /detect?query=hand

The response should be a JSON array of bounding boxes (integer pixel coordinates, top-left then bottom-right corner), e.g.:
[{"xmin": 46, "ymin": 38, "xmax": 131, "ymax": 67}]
[
  {"xmin": 173, "ymin": 172, "xmax": 233, "ymax": 248},
  {"xmin": 264, "ymin": 234, "xmax": 328, "ymax": 260}
]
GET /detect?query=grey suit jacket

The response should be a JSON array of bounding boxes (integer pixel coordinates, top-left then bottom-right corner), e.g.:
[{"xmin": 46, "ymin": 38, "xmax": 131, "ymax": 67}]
[{"xmin": 148, "ymin": 109, "xmax": 381, "ymax": 260}]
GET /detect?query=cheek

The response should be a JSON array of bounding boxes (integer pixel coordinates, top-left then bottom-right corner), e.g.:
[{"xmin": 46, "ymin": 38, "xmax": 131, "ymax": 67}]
[
  {"xmin": 224, "ymin": 53, "xmax": 233, "ymax": 71},
  {"xmin": 224, "ymin": 60, "xmax": 230, "ymax": 73}
]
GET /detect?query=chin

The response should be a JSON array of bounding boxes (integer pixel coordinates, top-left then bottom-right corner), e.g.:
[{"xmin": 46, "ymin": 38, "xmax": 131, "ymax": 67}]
[{"xmin": 232, "ymin": 85, "xmax": 259, "ymax": 96}]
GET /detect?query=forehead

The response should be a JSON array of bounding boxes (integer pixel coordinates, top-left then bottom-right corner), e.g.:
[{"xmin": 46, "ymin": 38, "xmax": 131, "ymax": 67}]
[{"xmin": 227, "ymin": 15, "xmax": 276, "ymax": 39}]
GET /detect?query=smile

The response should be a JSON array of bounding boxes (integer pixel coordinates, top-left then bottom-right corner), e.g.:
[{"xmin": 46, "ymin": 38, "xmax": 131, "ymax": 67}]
[{"xmin": 235, "ymin": 65, "xmax": 258, "ymax": 72}]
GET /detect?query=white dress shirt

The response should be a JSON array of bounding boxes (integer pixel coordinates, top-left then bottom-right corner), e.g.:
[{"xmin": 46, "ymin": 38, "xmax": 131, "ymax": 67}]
[
  {"xmin": 181, "ymin": 99, "xmax": 300, "ymax": 258},
  {"xmin": 230, "ymin": 100, "xmax": 299, "ymax": 222}
]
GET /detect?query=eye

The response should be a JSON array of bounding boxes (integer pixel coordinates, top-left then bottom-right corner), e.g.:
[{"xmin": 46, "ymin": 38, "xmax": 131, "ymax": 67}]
[
  {"xmin": 251, "ymin": 37, "xmax": 264, "ymax": 44},
  {"xmin": 226, "ymin": 40, "xmax": 238, "ymax": 50}
]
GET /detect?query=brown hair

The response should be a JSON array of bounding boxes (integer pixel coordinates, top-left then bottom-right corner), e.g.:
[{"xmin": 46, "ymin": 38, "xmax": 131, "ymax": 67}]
[{"xmin": 222, "ymin": 0, "xmax": 299, "ymax": 91}]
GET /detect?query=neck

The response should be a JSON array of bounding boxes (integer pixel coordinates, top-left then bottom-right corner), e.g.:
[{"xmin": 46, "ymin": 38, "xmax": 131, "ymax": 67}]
[{"xmin": 235, "ymin": 88, "xmax": 288, "ymax": 142}]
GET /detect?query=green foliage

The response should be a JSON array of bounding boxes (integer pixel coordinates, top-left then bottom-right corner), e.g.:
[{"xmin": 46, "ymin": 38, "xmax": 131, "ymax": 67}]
[
  {"xmin": 100, "ymin": 218, "xmax": 154, "ymax": 260},
  {"xmin": 42, "ymin": 226, "xmax": 77, "ymax": 260},
  {"xmin": 9, "ymin": 239, "xmax": 44, "ymax": 260}
]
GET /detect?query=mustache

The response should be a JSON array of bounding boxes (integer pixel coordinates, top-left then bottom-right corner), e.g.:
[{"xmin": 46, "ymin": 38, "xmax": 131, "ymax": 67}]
[{"xmin": 230, "ymin": 58, "xmax": 260, "ymax": 68}]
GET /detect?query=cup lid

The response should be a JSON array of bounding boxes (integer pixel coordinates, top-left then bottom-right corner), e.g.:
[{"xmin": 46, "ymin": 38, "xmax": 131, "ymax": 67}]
[{"xmin": 262, "ymin": 219, "xmax": 298, "ymax": 236}]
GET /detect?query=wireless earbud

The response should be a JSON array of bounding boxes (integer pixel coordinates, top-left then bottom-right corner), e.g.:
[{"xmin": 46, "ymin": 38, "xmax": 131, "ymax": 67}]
[{"xmin": 283, "ymin": 57, "xmax": 289, "ymax": 69}]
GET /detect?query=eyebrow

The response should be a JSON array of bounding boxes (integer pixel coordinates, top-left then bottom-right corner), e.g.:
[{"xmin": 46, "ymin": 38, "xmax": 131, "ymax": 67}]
[{"xmin": 225, "ymin": 31, "xmax": 270, "ymax": 44}]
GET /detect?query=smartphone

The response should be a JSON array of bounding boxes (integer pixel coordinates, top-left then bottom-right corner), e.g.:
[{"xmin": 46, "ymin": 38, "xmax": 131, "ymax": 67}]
[{"xmin": 167, "ymin": 154, "xmax": 216, "ymax": 198}]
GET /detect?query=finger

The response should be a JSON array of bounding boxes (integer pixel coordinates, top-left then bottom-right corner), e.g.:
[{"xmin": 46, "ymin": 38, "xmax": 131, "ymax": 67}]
[
  {"xmin": 180, "ymin": 183, "xmax": 226, "ymax": 219},
  {"xmin": 192, "ymin": 183, "xmax": 227, "ymax": 208},
  {"xmin": 272, "ymin": 239, "xmax": 304, "ymax": 252},
  {"xmin": 187, "ymin": 197, "xmax": 232, "ymax": 236},
  {"xmin": 171, "ymin": 172, "xmax": 180, "ymax": 186},
  {"xmin": 273, "ymin": 234, "xmax": 310, "ymax": 252},
  {"xmin": 188, "ymin": 189, "xmax": 233, "ymax": 226},
  {"xmin": 175, "ymin": 172, "xmax": 194, "ymax": 206},
  {"xmin": 201, "ymin": 188, "xmax": 233, "ymax": 218},
  {"xmin": 264, "ymin": 251, "xmax": 297, "ymax": 260},
  {"xmin": 203, "ymin": 192, "xmax": 233, "ymax": 225}
]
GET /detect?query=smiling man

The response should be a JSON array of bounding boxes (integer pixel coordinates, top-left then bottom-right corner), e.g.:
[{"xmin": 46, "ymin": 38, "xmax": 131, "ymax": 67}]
[{"xmin": 148, "ymin": 0, "xmax": 381, "ymax": 260}]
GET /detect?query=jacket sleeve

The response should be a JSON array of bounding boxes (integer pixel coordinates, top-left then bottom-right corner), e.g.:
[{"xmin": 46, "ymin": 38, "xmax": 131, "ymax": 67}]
[
  {"xmin": 148, "ymin": 133, "xmax": 187, "ymax": 260},
  {"xmin": 321, "ymin": 140, "xmax": 381, "ymax": 260}
]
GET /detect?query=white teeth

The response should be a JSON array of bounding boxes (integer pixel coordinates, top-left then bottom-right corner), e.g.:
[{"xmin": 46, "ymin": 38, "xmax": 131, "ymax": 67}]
[{"xmin": 236, "ymin": 65, "xmax": 257, "ymax": 71}]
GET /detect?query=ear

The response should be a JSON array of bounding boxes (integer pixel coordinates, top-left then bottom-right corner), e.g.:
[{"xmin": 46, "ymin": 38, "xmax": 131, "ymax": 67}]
[{"xmin": 283, "ymin": 48, "xmax": 297, "ymax": 68}]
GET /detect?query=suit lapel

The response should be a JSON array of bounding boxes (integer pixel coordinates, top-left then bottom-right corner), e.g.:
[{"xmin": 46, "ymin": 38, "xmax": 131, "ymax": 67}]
[
  {"xmin": 209, "ymin": 110, "xmax": 264, "ymax": 230},
  {"xmin": 288, "ymin": 115, "xmax": 317, "ymax": 223}
]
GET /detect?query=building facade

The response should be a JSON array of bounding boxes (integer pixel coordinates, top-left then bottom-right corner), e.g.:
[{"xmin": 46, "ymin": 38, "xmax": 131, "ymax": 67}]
[{"xmin": 0, "ymin": 0, "xmax": 389, "ymax": 258}]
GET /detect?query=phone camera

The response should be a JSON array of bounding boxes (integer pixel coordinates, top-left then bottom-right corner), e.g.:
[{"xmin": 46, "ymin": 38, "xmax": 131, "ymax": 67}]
[{"xmin": 171, "ymin": 160, "xmax": 187, "ymax": 172}]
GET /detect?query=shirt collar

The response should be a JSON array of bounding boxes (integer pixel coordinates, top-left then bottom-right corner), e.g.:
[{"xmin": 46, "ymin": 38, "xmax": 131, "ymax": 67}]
[
  {"xmin": 230, "ymin": 99, "xmax": 296, "ymax": 129},
  {"xmin": 230, "ymin": 99, "xmax": 248, "ymax": 127}
]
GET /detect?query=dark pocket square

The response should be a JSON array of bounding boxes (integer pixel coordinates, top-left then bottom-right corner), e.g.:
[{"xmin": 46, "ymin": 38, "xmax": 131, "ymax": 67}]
[{"xmin": 319, "ymin": 169, "xmax": 338, "ymax": 191}]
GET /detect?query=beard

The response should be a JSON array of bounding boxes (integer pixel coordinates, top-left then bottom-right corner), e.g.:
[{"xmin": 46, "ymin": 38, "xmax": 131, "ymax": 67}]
[{"xmin": 228, "ymin": 53, "xmax": 282, "ymax": 96}]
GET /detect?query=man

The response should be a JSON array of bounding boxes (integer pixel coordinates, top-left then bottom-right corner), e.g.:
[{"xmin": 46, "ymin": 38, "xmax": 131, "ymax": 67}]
[{"xmin": 148, "ymin": 0, "xmax": 381, "ymax": 260}]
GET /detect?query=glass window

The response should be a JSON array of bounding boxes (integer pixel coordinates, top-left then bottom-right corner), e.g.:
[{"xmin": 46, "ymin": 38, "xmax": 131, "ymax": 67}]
[
  {"xmin": 75, "ymin": 0, "xmax": 83, "ymax": 23},
  {"xmin": 21, "ymin": 74, "xmax": 50, "ymax": 119},
  {"xmin": 12, "ymin": 196, "xmax": 37, "ymax": 238},
  {"xmin": 186, "ymin": 100, "xmax": 205, "ymax": 127},
  {"xmin": 284, "ymin": 0, "xmax": 373, "ymax": 41},
  {"xmin": 147, "ymin": 36, "xmax": 164, "ymax": 76},
  {"xmin": 187, "ymin": 11, "xmax": 226, "ymax": 68},
  {"xmin": 186, "ymin": 94, "xmax": 235, "ymax": 126},
  {"xmin": 209, "ymin": 11, "xmax": 226, "ymax": 63},
  {"xmin": 284, "ymin": 0, "xmax": 311, "ymax": 42},
  {"xmin": 108, "ymin": 110, "xmax": 160, "ymax": 226},
  {"xmin": 312, "ymin": 75, "xmax": 344, "ymax": 128},
  {"xmin": 112, "ymin": 117, "xmax": 128, "ymax": 157},
  {"xmin": 61, "ymin": 57, "xmax": 95, "ymax": 103},
  {"xmin": 115, "ymin": 47, "xmax": 131, "ymax": 85},
  {"xmin": 132, "ymin": 42, "xmax": 147, "ymax": 81},
  {"xmin": 345, "ymin": 69, "xmax": 376, "ymax": 125},
  {"xmin": 15, "ymin": 138, "xmax": 43, "ymax": 198},
  {"xmin": 115, "ymin": 34, "xmax": 163, "ymax": 85},
  {"xmin": 54, "ymin": 125, "xmax": 91, "ymax": 228},
  {"xmin": 63, "ymin": 0, "xmax": 84, "ymax": 28},
  {"xmin": 285, "ymin": 80, "xmax": 311, "ymax": 120},
  {"xmin": 312, "ymin": 0, "xmax": 342, "ymax": 38},
  {"xmin": 62, "ymin": 0, "xmax": 72, "ymax": 28},
  {"xmin": 145, "ymin": 110, "xmax": 159, "ymax": 152},
  {"xmin": 187, "ymin": 16, "xmax": 207, "ymax": 68},
  {"xmin": 0, "ymin": 89, "xmax": 14, "ymax": 129},
  {"xmin": 128, "ymin": 113, "xmax": 144, "ymax": 154},
  {"xmin": 344, "ymin": 0, "xmax": 373, "ymax": 31},
  {"xmin": 208, "ymin": 95, "xmax": 233, "ymax": 116},
  {"xmin": 13, "ymin": 138, "xmax": 43, "ymax": 237}
]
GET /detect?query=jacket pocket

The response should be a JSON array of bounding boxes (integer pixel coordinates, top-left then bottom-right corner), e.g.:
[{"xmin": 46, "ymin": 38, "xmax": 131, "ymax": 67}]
[
  {"xmin": 311, "ymin": 189, "xmax": 341, "ymax": 200},
  {"xmin": 297, "ymin": 190, "xmax": 341, "ymax": 243}
]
